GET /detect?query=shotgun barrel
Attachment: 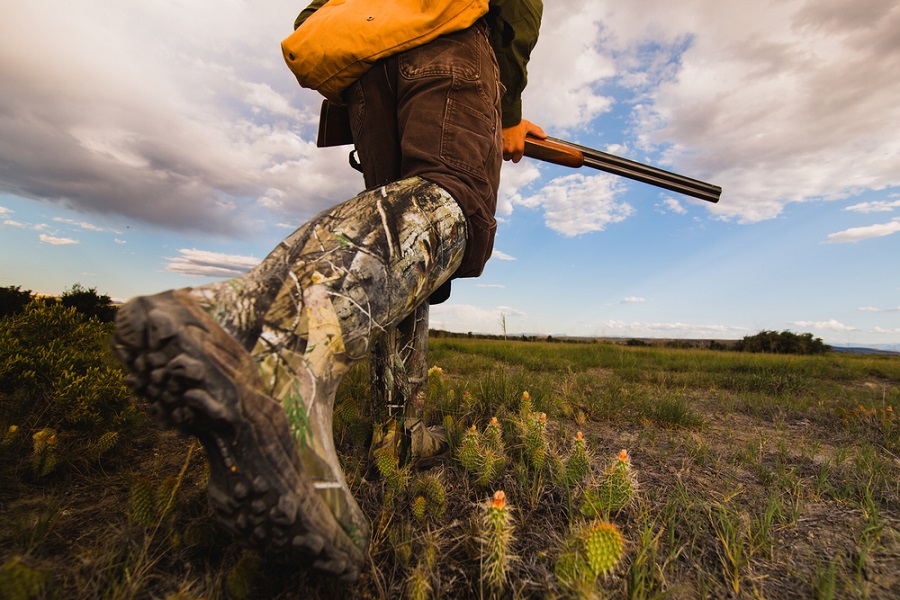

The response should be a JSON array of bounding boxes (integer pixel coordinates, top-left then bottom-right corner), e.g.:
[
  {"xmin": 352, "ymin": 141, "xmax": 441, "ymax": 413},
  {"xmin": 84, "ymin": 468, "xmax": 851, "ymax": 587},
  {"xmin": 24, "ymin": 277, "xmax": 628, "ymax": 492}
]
[{"xmin": 523, "ymin": 136, "xmax": 721, "ymax": 204}]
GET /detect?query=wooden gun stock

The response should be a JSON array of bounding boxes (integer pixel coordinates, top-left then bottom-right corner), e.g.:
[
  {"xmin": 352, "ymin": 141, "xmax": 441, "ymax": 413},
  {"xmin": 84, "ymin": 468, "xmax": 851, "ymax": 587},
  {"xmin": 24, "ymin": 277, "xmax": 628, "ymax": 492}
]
[{"xmin": 523, "ymin": 136, "xmax": 721, "ymax": 204}]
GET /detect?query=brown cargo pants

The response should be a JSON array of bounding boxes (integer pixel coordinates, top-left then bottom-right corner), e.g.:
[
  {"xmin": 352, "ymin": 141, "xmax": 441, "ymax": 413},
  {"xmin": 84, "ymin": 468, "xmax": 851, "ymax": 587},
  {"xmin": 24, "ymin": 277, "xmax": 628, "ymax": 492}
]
[{"xmin": 344, "ymin": 21, "xmax": 503, "ymax": 280}]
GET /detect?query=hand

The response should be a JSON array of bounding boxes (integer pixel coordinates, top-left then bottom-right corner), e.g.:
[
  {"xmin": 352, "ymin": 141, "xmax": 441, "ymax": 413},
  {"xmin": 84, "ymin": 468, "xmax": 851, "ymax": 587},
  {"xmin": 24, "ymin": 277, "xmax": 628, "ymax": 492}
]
[{"xmin": 502, "ymin": 119, "xmax": 547, "ymax": 163}]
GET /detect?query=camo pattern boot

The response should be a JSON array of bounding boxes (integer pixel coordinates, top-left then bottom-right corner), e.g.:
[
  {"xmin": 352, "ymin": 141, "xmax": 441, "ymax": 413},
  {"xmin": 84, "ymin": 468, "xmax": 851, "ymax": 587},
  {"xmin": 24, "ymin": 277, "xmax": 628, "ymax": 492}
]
[
  {"xmin": 114, "ymin": 177, "xmax": 466, "ymax": 579},
  {"xmin": 368, "ymin": 302, "xmax": 449, "ymax": 470}
]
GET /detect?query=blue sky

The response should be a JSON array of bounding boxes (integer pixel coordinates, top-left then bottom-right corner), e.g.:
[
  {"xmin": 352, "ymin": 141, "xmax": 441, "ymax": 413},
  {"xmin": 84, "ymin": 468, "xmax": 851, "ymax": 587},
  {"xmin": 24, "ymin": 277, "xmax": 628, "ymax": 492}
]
[{"xmin": 2, "ymin": 0, "xmax": 899, "ymax": 349}]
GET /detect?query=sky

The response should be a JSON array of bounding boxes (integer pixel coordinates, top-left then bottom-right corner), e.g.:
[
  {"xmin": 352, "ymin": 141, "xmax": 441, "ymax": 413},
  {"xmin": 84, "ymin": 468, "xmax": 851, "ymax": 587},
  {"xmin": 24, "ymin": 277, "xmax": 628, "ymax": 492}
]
[{"xmin": 1, "ymin": 0, "xmax": 899, "ymax": 349}]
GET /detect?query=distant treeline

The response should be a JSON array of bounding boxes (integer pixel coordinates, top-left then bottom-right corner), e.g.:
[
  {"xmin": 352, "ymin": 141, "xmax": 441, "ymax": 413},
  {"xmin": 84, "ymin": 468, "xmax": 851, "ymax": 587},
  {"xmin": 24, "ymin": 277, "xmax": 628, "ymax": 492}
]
[
  {"xmin": 1, "ymin": 284, "xmax": 117, "ymax": 322},
  {"xmin": 429, "ymin": 328, "xmax": 830, "ymax": 355},
  {"xmin": 2, "ymin": 285, "xmax": 828, "ymax": 356}
]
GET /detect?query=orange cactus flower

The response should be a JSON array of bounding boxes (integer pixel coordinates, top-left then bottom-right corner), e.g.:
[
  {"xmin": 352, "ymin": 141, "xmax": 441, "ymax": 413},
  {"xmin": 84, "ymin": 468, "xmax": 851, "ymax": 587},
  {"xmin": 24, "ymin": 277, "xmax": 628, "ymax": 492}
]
[{"xmin": 490, "ymin": 490, "xmax": 506, "ymax": 510}]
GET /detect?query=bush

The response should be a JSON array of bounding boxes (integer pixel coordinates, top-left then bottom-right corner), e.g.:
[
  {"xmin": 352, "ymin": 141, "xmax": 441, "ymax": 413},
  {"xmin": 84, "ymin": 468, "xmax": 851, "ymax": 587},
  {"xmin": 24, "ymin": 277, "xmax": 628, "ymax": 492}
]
[
  {"xmin": 0, "ymin": 286, "xmax": 34, "ymax": 319},
  {"xmin": 0, "ymin": 300, "xmax": 138, "ymax": 475},
  {"xmin": 734, "ymin": 330, "xmax": 828, "ymax": 355},
  {"xmin": 60, "ymin": 283, "xmax": 117, "ymax": 323}
]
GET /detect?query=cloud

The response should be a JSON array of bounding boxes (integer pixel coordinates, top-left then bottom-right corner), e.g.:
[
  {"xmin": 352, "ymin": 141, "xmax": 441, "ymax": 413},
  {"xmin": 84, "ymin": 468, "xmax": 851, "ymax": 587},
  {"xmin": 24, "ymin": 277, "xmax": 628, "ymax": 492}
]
[
  {"xmin": 0, "ymin": 3, "xmax": 361, "ymax": 239},
  {"xmin": 825, "ymin": 218, "xmax": 900, "ymax": 243},
  {"xmin": 430, "ymin": 303, "xmax": 526, "ymax": 334},
  {"xmin": 39, "ymin": 234, "xmax": 79, "ymax": 245},
  {"xmin": 517, "ymin": 173, "xmax": 633, "ymax": 236},
  {"xmin": 845, "ymin": 199, "xmax": 900, "ymax": 213},
  {"xmin": 4, "ymin": 220, "xmax": 25, "ymax": 228},
  {"xmin": 874, "ymin": 326, "xmax": 900, "ymax": 334},
  {"xmin": 660, "ymin": 198, "xmax": 687, "ymax": 215},
  {"xmin": 790, "ymin": 319, "xmax": 860, "ymax": 333},
  {"xmin": 859, "ymin": 306, "xmax": 900, "ymax": 313},
  {"xmin": 0, "ymin": 206, "xmax": 11, "ymax": 216},
  {"xmin": 622, "ymin": 297, "xmax": 646, "ymax": 304},
  {"xmin": 599, "ymin": 319, "xmax": 748, "ymax": 338},
  {"xmin": 53, "ymin": 217, "xmax": 116, "ymax": 233},
  {"xmin": 165, "ymin": 249, "xmax": 259, "ymax": 278},
  {"xmin": 4, "ymin": 0, "xmax": 900, "ymax": 241},
  {"xmin": 475, "ymin": 284, "xmax": 506, "ymax": 289},
  {"xmin": 524, "ymin": 0, "xmax": 616, "ymax": 131},
  {"xmin": 491, "ymin": 250, "xmax": 517, "ymax": 261},
  {"xmin": 589, "ymin": 0, "xmax": 900, "ymax": 224},
  {"xmin": 497, "ymin": 161, "xmax": 542, "ymax": 218}
]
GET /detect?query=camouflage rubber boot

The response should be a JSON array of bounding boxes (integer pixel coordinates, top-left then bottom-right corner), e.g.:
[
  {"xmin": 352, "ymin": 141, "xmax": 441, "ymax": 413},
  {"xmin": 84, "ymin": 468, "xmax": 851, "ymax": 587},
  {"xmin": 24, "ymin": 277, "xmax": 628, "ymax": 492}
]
[
  {"xmin": 113, "ymin": 177, "xmax": 466, "ymax": 579},
  {"xmin": 368, "ymin": 302, "xmax": 449, "ymax": 470}
]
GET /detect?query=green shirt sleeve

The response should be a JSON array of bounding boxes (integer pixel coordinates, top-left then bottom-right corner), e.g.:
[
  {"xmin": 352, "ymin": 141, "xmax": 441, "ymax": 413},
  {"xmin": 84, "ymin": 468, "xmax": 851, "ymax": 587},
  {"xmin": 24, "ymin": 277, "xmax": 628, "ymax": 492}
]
[
  {"xmin": 294, "ymin": 0, "xmax": 328, "ymax": 30},
  {"xmin": 489, "ymin": 0, "xmax": 543, "ymax": 128}
]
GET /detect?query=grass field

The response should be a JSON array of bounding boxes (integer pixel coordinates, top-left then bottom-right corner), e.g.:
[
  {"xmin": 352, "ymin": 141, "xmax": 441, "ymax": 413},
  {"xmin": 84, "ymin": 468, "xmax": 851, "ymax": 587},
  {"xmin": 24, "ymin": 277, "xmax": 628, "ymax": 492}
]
[{"xmin": 2, "ymin": 327, "xmax": 899, "ymax": 599}]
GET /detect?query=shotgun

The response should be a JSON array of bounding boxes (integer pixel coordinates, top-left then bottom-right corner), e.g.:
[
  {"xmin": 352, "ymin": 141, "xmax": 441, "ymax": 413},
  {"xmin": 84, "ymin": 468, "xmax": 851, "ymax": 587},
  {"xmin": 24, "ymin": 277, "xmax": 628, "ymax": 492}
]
[{"xmin": 523, "ymin": 136, "xmax": 721, "ymax": 203}]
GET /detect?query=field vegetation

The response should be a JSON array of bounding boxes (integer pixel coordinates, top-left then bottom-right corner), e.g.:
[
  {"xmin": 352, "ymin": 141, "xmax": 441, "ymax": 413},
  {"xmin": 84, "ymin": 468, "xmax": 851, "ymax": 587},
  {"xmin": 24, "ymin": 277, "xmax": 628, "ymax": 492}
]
[{"xmin": 1, "ymin": 299, "xmax": 898, "ymax": 598}]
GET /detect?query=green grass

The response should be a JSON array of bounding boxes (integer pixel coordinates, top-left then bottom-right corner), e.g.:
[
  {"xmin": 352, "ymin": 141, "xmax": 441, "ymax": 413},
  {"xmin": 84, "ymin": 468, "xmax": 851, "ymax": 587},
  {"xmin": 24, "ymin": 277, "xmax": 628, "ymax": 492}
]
[{"xmin": 2, "ymin": 332, "xmax": 899, "ymax": 598}]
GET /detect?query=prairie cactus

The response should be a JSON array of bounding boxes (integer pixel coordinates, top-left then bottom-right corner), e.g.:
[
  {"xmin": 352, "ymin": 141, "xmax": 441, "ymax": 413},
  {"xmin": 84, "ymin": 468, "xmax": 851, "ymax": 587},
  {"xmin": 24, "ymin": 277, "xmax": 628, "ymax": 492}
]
[
  {"xmin": 582, "ymin": 521, "xmax": 624, "ymax": 576},
  {"xmin": 483, "ymin": 417, "xmax": 504, "ymax": 452},
  {"xmin": 523, "ymin": 412, "xmax": 548, "ymax": 472},
  {"xmin": 582, "ymin": 449, "xmax": 635, "ymax": 518},
  {"xmin": 458, "ymin": 422, "xmax": 506, "ymax": 486},
  {"xmin": 376, "ymin": 449, "xmax": 408, "ymax": 496},
  {"xmin": 555, "ymin": 520, "xmax": 625, "ymax": 594},
  {"xmin": 1, "ymin": 424, "xmax": 19, "ymax": 447},
  {"xmin": 476, "ymin": 448, "xmax": 506, "ymax": 487},
  {"xmin": 130, "ymin": 476, "xmax": 158, "ymax": 528},
  {"xmin": 31, "ymin": 428, "xmax": 58, "ymax": 477},
  {"xmin": 87, "ymin": 431, "xmax": 119, "ymax": 460},
  {"xmin": 458, "ymin": 425, "xmax": 481, "ymax": 474},
  {"xmin": 564, "ymin": 431, "xmax": 591, "ymax": 487},
  {"xmin": 406, "ymin": 533, "xmax": 440, "ymax": 600},
  {"xmin": 480, "ymin": 491, "xmax": 516, "ymax": 593},
  {"xmin": 519, "ymin": 391, "xmax": 533, "ymax": 419},
  {"xmin": 412, "ymin": 495, "xmax": 428, "ymax": 523},
  {"xmin": 412, "ymin": 474, "xmax": 447, "ymax": 519}
]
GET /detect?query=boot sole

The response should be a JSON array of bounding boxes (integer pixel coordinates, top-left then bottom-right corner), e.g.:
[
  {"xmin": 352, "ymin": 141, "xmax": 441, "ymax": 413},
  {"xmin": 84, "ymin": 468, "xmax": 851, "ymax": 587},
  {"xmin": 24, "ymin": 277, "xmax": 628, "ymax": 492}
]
[{"xmin": 112, "ymin": 291, "xmax": 363, "ymax": 580}]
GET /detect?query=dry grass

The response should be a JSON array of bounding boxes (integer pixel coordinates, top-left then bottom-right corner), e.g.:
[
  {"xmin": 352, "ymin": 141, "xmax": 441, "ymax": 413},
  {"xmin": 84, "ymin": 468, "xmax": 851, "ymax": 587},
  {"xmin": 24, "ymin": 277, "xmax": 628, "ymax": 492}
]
[{"xmin": 2, "ymin": 336, "xmax": 899, "ymax": 598}]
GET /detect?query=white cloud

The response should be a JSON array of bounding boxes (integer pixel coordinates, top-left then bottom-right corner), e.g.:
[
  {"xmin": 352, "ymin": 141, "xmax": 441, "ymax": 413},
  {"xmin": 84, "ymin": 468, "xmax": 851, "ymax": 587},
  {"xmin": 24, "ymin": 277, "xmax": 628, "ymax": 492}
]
[
  {"xmin": 0, "ymin": 2, "xmax": 359, "ymax": 238},
  {"xmin": 845, "ymin": 199, "xmax": 900, "ymax": 213},
  {"xmin": 598, "ymin": 319, "xmax": 748, "ymax": 338},
  {"xmin": 4, "ymin": 220, "xmax": 25, "ymax": 228},
  {"xmin": 517, "ymin": 173, "xmax": 633, "ymax": 236},
  {"xmin": 588, "ymin": 0, "xmax": 900, "ymax": 224},
  {"xmin": 873, "ymin": 326, "xmax": 900, "ymax": 334},
  {"xmin": 165, "ymin": 248, "xmax": 259, "ymax": 278},
  {"xmin": 622, "ymin": 297, "xmax": 646, "ymax": 304},
  {"xmin": 53, "ymin": 217, "xmax": 110, "ymax": 232},
  {"xmin": 660, "ymin": 198, "xmax": 687, "ymax": 215},
  {"xmin": 3, "ymin": 0, "xmax": 900, "ymax": 241},
  {"xmin": 475, "ymin": 284, "xmax": 506, "ymax": 289},
  {"xmin": 430, "ymin": 303, "xmax": 526, "ymax": 335},
  {"xmin": 0, "ymin": 206, "xmax": 11, "ymax": 215},
  {"xmin": 39, "ymin": 234, "xmax": 79, "ymax": 245},
  {"xmin": 491, "ymin": 250, "xmax": 517, "ymax": 261},
  {"xmin": 524, "ymin": 0, "xmax": 615, "ymax": 131},
  {"xmin": 859, "ymin": 306, "xmax": 900, "ymax": 313},
  {"xmin": 791, "ymin": 319, "xmax": 860, "ymax": 333},
  {"xmin": 825, "ymin": 219, "xmax": 900, "ymax": 243},
  {"xmin": 497, "ymin": 161, "xmax": 542, "ymax": 218}
]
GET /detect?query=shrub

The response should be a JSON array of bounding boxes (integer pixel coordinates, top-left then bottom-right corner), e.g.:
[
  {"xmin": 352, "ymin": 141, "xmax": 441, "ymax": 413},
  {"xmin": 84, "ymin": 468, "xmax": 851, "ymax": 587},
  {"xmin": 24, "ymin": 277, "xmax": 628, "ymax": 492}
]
[
  {"xmin": 734, "ymin": 330, "xmax": 828, "ymax": 355},
  {"xmin": 60, "ymin": 283, "xmax": 117, "ymax": 323},
  {"xmin": 0, "ymin": 286, "xmax": 34, "ymax": 318},
  {"xmin": 0, "ymin": 300, "xmax": 138, "ymax": 475}
]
